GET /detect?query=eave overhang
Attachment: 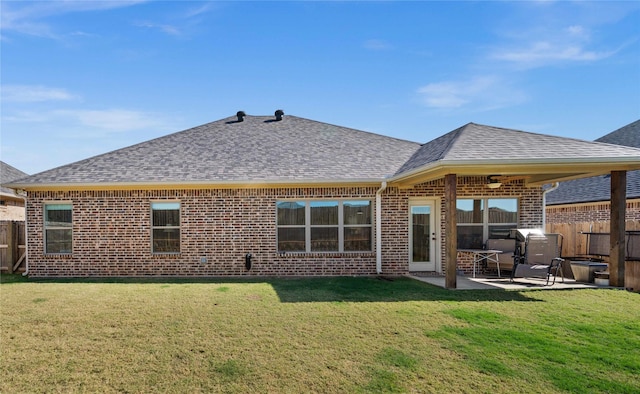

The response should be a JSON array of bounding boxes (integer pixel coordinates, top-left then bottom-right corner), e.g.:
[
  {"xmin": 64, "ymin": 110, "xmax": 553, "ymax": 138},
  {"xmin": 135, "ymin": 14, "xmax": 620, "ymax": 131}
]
[
  {"xmin": 3, "ymin": 178, "xmax": 385, "ymax": 192},
  {"xmin": 388, "ymin": 157, "xmax": 640, "ymax": 188},
  {"xmin": 5, "ymin": 158, "xmax": 640, "ymax": 193}
]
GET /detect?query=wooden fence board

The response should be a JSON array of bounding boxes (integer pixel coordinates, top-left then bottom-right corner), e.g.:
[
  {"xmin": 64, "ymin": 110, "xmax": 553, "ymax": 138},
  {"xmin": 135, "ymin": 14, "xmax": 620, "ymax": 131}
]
[
  {"xmin": 0, "ymin": 221, "xmax": 26, "ymax": 273},
  {"xmin": 546, "ymin": 220, "xmax": 640, "ymax": 258}
]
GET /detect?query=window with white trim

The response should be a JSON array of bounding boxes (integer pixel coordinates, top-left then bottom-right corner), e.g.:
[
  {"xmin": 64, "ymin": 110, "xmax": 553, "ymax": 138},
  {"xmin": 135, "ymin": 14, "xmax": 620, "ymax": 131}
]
[
  {"xmin": 44, "ymin": 203, "xmax": 72, "ymax": 254},
  {"xmin": 151, "ymin": 202, "xmax": 181, "ymax": 253},
  {"xmin": 457, "ymin": 198, "xmax": 518, "ymax": 249},
  {"xmin": 277, "ymin": 200, "xmax": 372, "ymax": 252}
]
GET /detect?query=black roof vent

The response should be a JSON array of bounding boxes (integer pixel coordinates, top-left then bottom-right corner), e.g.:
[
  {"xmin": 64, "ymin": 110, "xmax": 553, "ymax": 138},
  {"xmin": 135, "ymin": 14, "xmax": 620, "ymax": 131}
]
[
  {"xmin": 275, "ymin": 109, "xmax": 284, "ymax": 121},
  {"xmin": 236, "ymin": 111, "xmax": 246, "ymax": 122}
]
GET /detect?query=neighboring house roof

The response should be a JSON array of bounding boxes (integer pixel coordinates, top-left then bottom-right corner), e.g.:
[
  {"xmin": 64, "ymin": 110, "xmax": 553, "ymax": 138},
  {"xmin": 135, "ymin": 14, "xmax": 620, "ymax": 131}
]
[
  {"xmin": 0, "ymin": 161, "xmax": 28, "ymax": 197},
  {"xmin": 546, "ymin": 120, "xmax": 640, "ymax": 205},
  {"xmin": 5, "ymin": 114, "xmax": 640, "ymax": 191},
  {"xmin": 597, "ymin": 120, "xmax": 640, "ymax": 148}
]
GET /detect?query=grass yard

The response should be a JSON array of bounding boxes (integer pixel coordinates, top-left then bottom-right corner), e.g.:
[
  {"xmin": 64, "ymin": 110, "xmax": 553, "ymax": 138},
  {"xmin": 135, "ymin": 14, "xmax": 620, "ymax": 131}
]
[{"xmin": 1, "ymin": 275, "xmax": 639, "ymax": 393}]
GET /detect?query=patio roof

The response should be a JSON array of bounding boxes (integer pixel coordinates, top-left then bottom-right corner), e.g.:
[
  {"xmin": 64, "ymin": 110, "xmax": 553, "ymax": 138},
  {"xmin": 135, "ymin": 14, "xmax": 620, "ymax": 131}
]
[{"xmin": 390, "ymin": 123, "xmax": 640, "ymax": 188}]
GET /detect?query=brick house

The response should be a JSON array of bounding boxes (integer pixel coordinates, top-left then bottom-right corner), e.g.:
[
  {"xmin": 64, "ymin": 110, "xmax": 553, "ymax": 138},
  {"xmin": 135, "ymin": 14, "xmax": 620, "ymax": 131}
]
[
  {"xmin": 1, "ymin": 161, "xmax": 28, "ymax": 221},
  {"xmin": 6, "ymin": 112, "xmax": 640, "ymax": 287}
]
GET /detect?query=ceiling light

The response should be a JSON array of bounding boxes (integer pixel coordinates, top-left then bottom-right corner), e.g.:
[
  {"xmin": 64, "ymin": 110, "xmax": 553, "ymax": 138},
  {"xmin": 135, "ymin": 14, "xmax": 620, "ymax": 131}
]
[{"xmin": 487, "ymin": 176, "xmax": 502, "ymax": 189}]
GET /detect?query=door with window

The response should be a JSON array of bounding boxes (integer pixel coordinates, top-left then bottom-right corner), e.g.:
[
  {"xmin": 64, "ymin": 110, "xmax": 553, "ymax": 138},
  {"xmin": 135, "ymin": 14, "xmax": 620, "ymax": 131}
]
[{"xmin": 409, "ymin": 200, "xmax": 438, "ymax": 272}]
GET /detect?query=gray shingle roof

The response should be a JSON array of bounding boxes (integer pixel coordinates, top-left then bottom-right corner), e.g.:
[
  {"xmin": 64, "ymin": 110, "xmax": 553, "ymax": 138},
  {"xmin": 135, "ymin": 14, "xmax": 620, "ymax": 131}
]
[
  {"xmin": 9, "ymin": 115, "xmax": 420, "ymax": 186},
  {"xmin": 0, "ymin": 161, "xmax": 28, "ymax": 195},
  {"xmin": 596, "ymin": 120, "xmax": 640, "ymax": 148},
  {"xmin": 546, "ymin": 120, "xmax": 640, "ymax": 205},
  {"xmin": 6, "ymin": 116, "xmax": 640, "ymax": 190},
  {"xmin": 397, "ymin": 122, "xmax": 640, "ymax": 175}
]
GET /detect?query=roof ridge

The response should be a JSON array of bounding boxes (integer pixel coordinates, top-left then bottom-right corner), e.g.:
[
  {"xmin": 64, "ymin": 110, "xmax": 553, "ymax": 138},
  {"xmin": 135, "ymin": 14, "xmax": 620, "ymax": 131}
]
[
  {"xmin": 7, "ymin": 113, "xmax": 421, "ymax": 186},
  {"xmin": 436, "ymin": 123, "xmax": 471, "ymax": 161}
]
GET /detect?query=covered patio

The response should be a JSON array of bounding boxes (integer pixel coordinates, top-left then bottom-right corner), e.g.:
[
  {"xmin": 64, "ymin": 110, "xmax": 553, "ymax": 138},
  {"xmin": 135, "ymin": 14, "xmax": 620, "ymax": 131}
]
[{"xmin": 389, "ymin": 124, "xmax": 640, "ymax": 289}]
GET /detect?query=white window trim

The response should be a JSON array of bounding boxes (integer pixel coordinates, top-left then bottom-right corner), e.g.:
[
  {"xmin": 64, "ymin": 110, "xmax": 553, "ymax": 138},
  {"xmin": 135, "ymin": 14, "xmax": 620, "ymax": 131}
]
[
  {"xmin": 43, "ymin": 201, "xmax": 73, "ymax": 255},
  {"xmin": 151, "ymin": 200, "xmax": 181, "ymax": 254},
  {"xmin": 277, "ymin": 199, "xmax": 373, "ymax": 253}
]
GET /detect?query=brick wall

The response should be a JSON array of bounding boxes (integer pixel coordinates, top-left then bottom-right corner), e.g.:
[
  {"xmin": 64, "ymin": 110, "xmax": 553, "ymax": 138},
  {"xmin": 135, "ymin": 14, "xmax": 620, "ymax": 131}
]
[
  {"xmin": 546, "ymin": 199, "xmax": 640, "ymax": 224},
  {"xmin": 25, "ymin": 178, "xmax": 543, "ymax": 277},
  {"xmin": 27, "ymin": 188, "xmax": 379, "ymax": 277},
  {"xmin": 381, "ymin": 177, "xmax": 542, "ymax": 276}
]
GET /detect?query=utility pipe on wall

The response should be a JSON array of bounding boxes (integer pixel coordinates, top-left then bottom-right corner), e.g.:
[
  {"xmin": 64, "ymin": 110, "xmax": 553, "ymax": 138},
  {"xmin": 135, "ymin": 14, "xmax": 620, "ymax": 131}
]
[
  {"xmin": 14, "ymin": 192, "xmax": 29, "ymax": 276},
  {"xmin": 542, "ymin": 182, "xmax": 559, "ymax": 231},
  {"xmin": 375, "ymin": 181, "xmax": 388, "ymax": 274}
]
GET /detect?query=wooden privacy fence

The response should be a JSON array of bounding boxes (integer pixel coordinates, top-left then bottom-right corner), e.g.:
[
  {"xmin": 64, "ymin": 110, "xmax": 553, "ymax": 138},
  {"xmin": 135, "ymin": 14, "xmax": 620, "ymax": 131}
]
[
  {"xmin": 546, "ymin": 220, "xmax": 640, "ymax": 257},
  {"xmin": 0, "ymin": 221, "xmax": 26, "ymax": 273}
]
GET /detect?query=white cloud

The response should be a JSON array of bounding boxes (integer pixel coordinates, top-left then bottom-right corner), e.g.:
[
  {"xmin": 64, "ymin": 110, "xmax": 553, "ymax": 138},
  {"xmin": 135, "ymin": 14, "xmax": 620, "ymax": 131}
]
[
  {"xmin": 134, "ymin": 21, "xmax": 181, "ymax": 36},
  {"xmin": 1, "ymin": 1, "xmax": 146, "ymax": 38},
  {"xmin": 54, "ymin": 109, "xmax": 165, "ymax": 132},
  {"xmin": 1, "ymin": 85, "xmax": 78, "ymax": 102},
  {"xmin": 363, "ymin": 39, "xmax": 392, "ymax": 51},
  {"xmin": 489, "ymin": 20, "xmax": 621, "ymax": 69},
  {"xmin": 3, "ymin": 108, "xmax": 165, "ymax": 133},
  {"xmin": 184, "ymin": 3, "xmax": 215, "ymax": 18},
  {"xmin": 492, "ymin": 40, "xmax": 615, "ymax": 66},
  {"xmin": 417, "ymin": 75, "xmax": 527, "ymax": 111},
  {"xmin": 566, "ymin": 25, "xmax": 587, "ymax": 38}
]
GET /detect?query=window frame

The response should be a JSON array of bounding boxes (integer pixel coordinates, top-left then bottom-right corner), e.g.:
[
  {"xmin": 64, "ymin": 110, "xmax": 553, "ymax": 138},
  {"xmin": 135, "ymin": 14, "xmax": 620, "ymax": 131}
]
[
  {"xmin": 456, "ymin": 197, "xmax": 518, "ymax": 249},
  {"xmin": 276, "ymin": 199, "xmax": 373, "ymax": 253},
  {"xmin": 43, "ymin": 202, "xmax": 73, "ymax": 255},
  {"xmin": 151, "ymin": 201, "xmax": 181, "ymax": 254}
]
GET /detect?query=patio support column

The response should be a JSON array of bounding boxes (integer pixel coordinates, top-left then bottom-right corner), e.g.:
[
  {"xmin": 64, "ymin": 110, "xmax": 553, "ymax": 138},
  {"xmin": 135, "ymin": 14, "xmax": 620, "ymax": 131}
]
[
  {"xmin": 610, "ymin": 170, "xmax": 626, "ymax": 287},
  {"xmin": 445, "ymin": 174, "xmax": 457, "ymax": 289}
]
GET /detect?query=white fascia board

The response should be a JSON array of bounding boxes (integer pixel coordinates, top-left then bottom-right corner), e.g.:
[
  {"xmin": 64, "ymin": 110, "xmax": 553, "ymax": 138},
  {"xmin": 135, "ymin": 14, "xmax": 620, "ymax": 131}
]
[
  {"xmin": 388, "ymin": 157, "xmax": 640, "ymax": 186},
  {"xmin": 5, "ymin": 177, "xmax": 385, "ymax": 191}
]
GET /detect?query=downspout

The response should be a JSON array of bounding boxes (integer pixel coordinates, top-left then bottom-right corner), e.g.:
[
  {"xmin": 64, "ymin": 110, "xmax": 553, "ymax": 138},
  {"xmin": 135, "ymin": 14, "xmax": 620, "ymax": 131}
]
[
  {"xmin": 14, "ymin": 191, "xmax": 29, "ymax": 276},
  {"xmin": 375, "ymin": 181, "xmax": 388, "ymax": 275},
  {"xmin": 542, "ymin": 182, "xmax": 559, "ymax": 232}
]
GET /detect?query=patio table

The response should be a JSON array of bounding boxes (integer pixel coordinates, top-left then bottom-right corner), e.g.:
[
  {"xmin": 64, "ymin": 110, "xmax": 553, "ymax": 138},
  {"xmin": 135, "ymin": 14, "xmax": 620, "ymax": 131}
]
[{"xmin": 458, "ymin": 249, "xmax": 503, "ymax": 278}]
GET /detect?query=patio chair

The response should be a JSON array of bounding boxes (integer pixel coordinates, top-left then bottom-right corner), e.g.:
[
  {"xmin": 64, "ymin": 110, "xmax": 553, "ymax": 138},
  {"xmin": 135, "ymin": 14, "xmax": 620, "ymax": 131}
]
[
  {"xmin": 511, "ymin": 233, "xmax": 564, "ymax": 286},
  {"xmin": 626, "ymin": 231, "xmax": 640, "ymax": 261},
  {"xmin": 485, "ymin": 238, "xmax": 516, "ymax": 277}
]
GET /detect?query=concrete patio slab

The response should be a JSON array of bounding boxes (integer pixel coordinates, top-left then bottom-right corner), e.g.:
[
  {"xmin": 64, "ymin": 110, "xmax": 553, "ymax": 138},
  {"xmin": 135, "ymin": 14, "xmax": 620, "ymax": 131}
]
[{"xmin": 409, "ymin": 274, "xmax": 608, "ymax": 290}]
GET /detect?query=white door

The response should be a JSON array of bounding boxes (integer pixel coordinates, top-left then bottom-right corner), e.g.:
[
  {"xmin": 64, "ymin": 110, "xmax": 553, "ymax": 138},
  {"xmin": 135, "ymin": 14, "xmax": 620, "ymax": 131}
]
[{"xmin": 409, "ymin": 201, "xmax": 437, "ymax": 272}]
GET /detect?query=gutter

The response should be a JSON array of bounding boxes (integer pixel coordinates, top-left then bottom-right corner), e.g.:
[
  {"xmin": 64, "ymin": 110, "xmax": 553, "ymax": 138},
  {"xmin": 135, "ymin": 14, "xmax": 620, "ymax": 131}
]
[
  {"xmin": 542, "ymin": 182, "xmax": 560, "ymax": 231},
  {"xmin": 375, "ymin": 181, "xmax": 387, "ymax": 275},
  {"xmin": 3, "ymin": 177, "xmax": 385, "ymax": 192},
  {"xmin": 12, "ymin": 192, "xmax": 29, "ymax": 276}
]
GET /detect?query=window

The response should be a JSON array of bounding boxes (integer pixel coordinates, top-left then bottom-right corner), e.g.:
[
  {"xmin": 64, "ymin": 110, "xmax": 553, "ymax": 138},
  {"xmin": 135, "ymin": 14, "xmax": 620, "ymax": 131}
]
[
  {"xmin": 277, "ymin": 200, "xmax": 372, "ymax": 252},
  {"xmin": 457, "ymin": 198, "xmax": 517, "ymax": 249},
  {"xmin": 152, "ymin": 202, "xmax": 180, "ymax": 253},
  {"xmin": 310, "ymin": 201, "xmax": 339, "ymax": 251},
  {"xmin": 44, "ymin": 203, "xmax": 72, "ymax": 254}
]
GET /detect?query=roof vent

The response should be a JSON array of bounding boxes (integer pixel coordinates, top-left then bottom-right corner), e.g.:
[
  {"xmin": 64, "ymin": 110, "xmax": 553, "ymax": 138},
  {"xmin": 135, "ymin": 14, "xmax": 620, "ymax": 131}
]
[
  {"xmin": 275, "ymin": 109, "xmax": 284, "ymax": 121},
  {"xmin": 236, "ymin": 111, "xmax": 246, "ymax": 122}
]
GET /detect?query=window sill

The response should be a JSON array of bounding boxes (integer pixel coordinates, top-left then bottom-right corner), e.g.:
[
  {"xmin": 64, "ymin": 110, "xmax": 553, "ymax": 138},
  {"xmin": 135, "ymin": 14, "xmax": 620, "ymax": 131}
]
[{"xmin": 276, "ymin": 251, "xmax": 375, "ymax": 258}]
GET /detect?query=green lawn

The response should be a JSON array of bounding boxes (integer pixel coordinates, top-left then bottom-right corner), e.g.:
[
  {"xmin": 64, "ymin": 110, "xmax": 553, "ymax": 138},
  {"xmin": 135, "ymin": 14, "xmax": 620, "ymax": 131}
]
[{"xmin": 1, "ymin": 275, "xmax": 639, "ymax": 393}]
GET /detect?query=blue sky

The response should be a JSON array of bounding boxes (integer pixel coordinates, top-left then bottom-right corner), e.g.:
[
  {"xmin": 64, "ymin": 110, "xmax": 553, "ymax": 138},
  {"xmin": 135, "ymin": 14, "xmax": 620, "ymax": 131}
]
[{"xmin": 1, "ymin": 1, "xmax": 639, "ymax": 175}]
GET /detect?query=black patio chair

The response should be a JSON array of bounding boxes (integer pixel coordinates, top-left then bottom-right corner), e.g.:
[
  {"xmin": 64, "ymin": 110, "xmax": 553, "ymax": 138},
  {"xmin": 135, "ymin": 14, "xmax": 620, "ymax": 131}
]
[{"xmin": 511, "ymin": 233, "xmax": 564, "ymax": 286}]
